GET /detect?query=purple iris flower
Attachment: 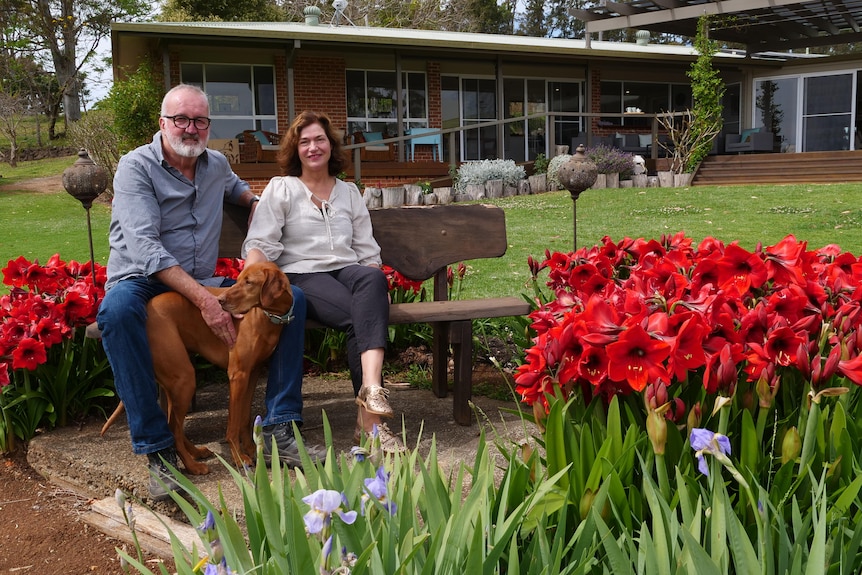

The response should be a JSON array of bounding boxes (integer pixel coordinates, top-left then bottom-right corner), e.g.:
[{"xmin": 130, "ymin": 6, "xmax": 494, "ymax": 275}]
[
  {"xmin": 362, "ymin": 466, "xmax": 397, "ymax": 515},
  {"xmin": 302, "ymin": 489, "xmax": 358, "ymax": 534},
  {"xmin": 690, "ymin": 427, "xmax": 731, "ymax": 476}
]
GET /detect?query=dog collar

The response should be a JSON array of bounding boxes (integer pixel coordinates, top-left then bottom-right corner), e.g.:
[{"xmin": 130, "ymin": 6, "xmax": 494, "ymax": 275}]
[{"xmin": 262, "ymin": 299, "xmax": 295, "ymax": 325}]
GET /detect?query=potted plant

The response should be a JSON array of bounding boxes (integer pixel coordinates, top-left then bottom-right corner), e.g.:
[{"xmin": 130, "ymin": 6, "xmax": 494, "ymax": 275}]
[{"xmin": 528, "ymin": 152, "xmax": 549, "ymax": 194}]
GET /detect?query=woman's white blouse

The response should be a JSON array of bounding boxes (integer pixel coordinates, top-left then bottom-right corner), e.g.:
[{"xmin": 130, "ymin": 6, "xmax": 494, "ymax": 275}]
[{"xmin": 242, "ymin": 176, "xmax": 382, "ymax": 273}]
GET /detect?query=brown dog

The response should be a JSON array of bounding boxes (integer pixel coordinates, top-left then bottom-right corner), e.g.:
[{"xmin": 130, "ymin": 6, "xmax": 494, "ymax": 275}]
[{"xmin": 100, "ymin": 261, "xmax": 293, "ymax": 475}]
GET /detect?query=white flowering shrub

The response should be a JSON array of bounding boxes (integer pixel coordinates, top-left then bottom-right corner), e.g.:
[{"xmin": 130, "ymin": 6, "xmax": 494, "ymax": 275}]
[
  {"xmin": 547, "ymin": 154, "xmax": 572, "ymax": 191},
  {"xmin": 454, "ymin": 159, "xmax": 526, "ymax": 194}
]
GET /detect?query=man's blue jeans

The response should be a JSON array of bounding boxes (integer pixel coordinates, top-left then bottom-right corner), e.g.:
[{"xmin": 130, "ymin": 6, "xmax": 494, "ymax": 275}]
[{"xmin": 96, "ymin": 276, "xmax": 307, "ymax": 455}]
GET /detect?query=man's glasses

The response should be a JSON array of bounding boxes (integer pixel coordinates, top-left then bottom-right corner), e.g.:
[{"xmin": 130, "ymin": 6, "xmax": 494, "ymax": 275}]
[{"xmin": 163, "ymin": 115, "xmax": 211, "ymax": 130}]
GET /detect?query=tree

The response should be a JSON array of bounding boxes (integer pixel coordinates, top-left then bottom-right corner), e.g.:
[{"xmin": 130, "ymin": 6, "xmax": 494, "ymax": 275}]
[
  {"xmin": 518, "ymin": 0, "xmax": 547, "ymax": 38},
  {"xmin": 15, "ymin": 0, "xmax": 148, "ymax": 129},
  {"xmin": 159, "ymin": 0, "xmax": 286, "ymax": 22},
  {"xmin": 0, "ymin": 91, "xmax": 25, "ymax": 166},
  {"xmin": 447, "ymin": 0, "xmax": 514, "ymax": 34}
]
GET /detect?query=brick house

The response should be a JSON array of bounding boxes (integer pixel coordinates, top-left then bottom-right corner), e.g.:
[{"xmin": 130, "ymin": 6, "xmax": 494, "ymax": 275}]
[{"xmin": 111, "ymin": 20, "xmax": 862, "ymax": 189}]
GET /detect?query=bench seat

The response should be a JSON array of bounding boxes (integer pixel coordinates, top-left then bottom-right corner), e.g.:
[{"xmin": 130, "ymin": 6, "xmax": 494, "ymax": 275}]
[{"xmin": 95, "ymin": 202, "xmax": 530, "ymax": 426}]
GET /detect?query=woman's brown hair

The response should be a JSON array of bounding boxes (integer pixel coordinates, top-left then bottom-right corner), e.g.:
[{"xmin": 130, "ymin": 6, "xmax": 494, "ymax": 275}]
[{"xmin": 277, "ymin": 110, "xmax": 348, "ymax": 177}]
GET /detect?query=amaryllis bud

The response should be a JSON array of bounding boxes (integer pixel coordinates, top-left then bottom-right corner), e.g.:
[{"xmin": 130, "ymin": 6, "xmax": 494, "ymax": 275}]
[
  {"xmin": 458, "ymin": 262, "xmax": 466, "ymax": 280},
  {"xmin": 781, "ymin": 426, "xmax": 801, "ymax": 465},
  {"xmin": 755, "ymin": 371, "xmax": 780, "ymax": 409},
  {"xmin": 579, "ymin": 488, "xmax": 596, "ymax": 520},
  {"xmin": 822, "ymin": 345, "xmax": 841, "ymax": 381},
  {"xmin": 686, "ymin": 402, "xmax": 702, "ymax": 436},
  {"xmin": 528, "ymin": 255, "xmax": 539, "ymax": 280},
  {"xmin": 665, "ymin": 397, "xmax": 685, "ymax": 423},
  {"xmin": 647, "ymin": 409, "xmax": 667, "ymax": 455},
  {"xmin": 794, "ymin": 341, "xmax": 811, "ymax": 380}
]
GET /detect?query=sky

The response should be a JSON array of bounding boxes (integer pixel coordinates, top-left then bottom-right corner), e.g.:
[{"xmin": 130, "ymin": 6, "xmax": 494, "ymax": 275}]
[{"xmin": 84, "ymin": 37, "xmax": 113, "ymax": 106}]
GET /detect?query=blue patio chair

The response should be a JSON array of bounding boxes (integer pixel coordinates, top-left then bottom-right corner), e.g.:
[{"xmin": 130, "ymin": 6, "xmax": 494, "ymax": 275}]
[{"xmin": 407, "ymin": 128, "xmax": 442, "ymax": 161}]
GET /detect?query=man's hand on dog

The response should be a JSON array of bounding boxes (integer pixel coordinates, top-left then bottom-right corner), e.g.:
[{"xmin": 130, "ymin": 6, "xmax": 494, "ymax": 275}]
[{"xmin": 200, "ymin": 295, "xmax": 237, "ymax": 347}]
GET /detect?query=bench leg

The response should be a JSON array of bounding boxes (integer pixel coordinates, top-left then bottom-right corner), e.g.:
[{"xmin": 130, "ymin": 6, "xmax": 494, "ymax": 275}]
[
  {"xmin": 450, "ymin": 320, "xmax": 473, "ymax": 425},
  {"xmin": 431, "ymin": 321, "xmax": 449, "ymax": 398}
]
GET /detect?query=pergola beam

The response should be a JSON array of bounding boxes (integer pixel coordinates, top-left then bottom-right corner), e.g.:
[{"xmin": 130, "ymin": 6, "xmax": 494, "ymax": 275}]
[{"xmin": 584, "ymin": 0, "xmax": 813, "ymax": 34}]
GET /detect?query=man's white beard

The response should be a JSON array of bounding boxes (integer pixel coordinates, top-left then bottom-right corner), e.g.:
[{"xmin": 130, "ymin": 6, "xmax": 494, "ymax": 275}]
[{"xmin": 167, "ymin": 132, "xmax": 208, "ymax": 158}]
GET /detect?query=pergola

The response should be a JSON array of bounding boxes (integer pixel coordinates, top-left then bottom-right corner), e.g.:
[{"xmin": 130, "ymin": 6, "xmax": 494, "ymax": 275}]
[{"xmin": 571, "ymin": 0, "xmax": 862, "ymax": 54}]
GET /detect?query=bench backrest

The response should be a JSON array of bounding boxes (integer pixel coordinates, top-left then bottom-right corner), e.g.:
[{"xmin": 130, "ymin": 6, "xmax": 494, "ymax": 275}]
[{"xmin": 221, "ymin": 202, "xmax": 508, "ymax": 300}]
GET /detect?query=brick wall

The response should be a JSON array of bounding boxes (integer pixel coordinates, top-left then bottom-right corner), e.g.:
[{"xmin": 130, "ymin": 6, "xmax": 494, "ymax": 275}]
[{"xmin": 292, "ymin": 56, "xmax": 347, "ymax": 129}]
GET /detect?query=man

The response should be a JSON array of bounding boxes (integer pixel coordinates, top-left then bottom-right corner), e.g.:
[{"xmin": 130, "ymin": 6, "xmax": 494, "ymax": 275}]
[{"xmin": 96, "ymin": 84, "xmax": 325, "ymax": 501}]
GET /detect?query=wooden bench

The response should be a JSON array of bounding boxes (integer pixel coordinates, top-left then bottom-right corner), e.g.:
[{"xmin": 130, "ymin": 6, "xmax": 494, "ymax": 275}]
[
  {"xmin": 90, "ymin": 202, "xmax": 530, "ymax": 425},
  {"xmin": 223, "ymin": 201, "xmax": 530, "ymax": 424}
]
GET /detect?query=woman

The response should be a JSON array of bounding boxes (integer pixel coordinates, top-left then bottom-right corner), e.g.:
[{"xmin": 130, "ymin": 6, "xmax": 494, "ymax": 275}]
[{"xmin": 242, "ymin": 110, "xmax": 403, "ymax": 453}]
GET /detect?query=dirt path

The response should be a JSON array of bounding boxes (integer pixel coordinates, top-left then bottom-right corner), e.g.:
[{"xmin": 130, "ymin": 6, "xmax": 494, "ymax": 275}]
[{"xmin": 0, "ymin": 175, "xmax": 64, "ymax": 193}]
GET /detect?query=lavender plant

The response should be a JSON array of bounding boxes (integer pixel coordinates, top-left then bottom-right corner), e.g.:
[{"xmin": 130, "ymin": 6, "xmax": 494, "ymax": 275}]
[{"xmin": 584, "ymin": 144, "xmax": 635, "ymax": 177}]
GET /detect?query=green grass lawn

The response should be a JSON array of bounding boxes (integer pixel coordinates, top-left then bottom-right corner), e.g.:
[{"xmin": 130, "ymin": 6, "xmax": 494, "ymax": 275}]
[{"xmin": 3, "ymin": 155, "xmax": 862, "ymax": 302}]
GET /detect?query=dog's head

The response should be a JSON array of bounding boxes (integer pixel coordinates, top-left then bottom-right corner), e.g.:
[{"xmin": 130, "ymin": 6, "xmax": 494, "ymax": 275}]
[{"xmin": 218, "ymin": 261, "xmax": 292, "ymax": 315}]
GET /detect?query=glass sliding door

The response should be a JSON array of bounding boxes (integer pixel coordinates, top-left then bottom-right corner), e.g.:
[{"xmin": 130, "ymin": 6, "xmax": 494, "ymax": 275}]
[
  {"xmin": 755, "ymin": 77, "xmax": 797, "ymax": 153},
  {"xmin": 526, "ymin": 79, "xmax": 546, "ymax": 160},
  {"xmin": 462, "ymin": 78, "xmax": 497, "ymax": 160},
  {"xmin": 503, "ymin": 78, "xmax": 527, "ymax": 162},
  {"xmin": 802, "ymin": 73, "xmax": 852, "ymax": 151},
  {"xmin": 441, "ymin": 75, "xmax": 461, "ymax": 162},
  {"xmin": 549, "ymin": 81, "xmax": 582, "ymax": 152}
]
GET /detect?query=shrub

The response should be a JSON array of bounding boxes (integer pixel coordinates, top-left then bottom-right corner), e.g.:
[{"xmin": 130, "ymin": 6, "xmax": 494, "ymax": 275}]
[
  {"xmin": 455, "ymin": 159, "xmax": 525, "ymax": 194},
  {"xmin": 547, "ymin": 153, "xmax": 572, "ymax": 190},
  {"xmin": 532, "ymin": 152, "xmax": 549, "ymax": 175},
  {"xmin": 584, "ymin": 144, "xmax": 635, "ymax": 177},
  {"xmin": 107, "ymin": 58, "xmax": 163, "ymax": 154},
  {"xmin": 68, "ymin": 109, "xmax": 121, "ymax": 198}
]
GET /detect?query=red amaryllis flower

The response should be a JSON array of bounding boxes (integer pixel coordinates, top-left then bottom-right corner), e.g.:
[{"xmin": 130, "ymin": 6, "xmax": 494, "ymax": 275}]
[
  {"xmin": 57, "ymin": 286, "xmax": 96, "ymax": 326},
  {"xmin": 215, "ymin": 257, "xmax": 244, "ymax": 280},
  {"xmin": 579, "ymin": 344, "xmax": 609, "ymax": 386},
  {"xmin": 383, "ymin": 265, "xmax": 423, "ymax": 295},
  {"xmin": 764, "ymin": 235, "xmax": 807, "ymax": 286},
  {"xmin": 2, "ymin": 256, "xmax": 32, "ymax": 288},
  {"xmin": 0, "ymin": 363, "xmax": 9, "ymax": 387},
  {"xmin": 32, "ymin": 317, "xmax": 64, "ymax": 347},
  {"xmin": 606, "ymin": 324, "xmax": 670, "ymax": 391},
  {"xmin": 837, "ymin": 353, "xmax": 862, "ymax": 386},
  {"xmin": 716, "ymin": 243, "xmax": 768, "ymax": 295},
  {"xmin": 666, "ymin": 315, "xmax": 708, "ymax": 381},
  {"xmin": 763, "ymin": 325, "xmax": 806, "ymax": 367},
  {"xmin": 12, "ymin": 337, "xmax": 47, "ymax": 371}
]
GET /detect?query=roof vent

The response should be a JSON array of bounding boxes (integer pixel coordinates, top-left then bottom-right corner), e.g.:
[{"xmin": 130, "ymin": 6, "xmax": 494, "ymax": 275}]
[
  {"xmin": 304, "ymin": 5, "xmax": 321, "ymax": 26},
  {"xmin": 636, "ymin": 30, "xmax": 650, "ymax": 45}
]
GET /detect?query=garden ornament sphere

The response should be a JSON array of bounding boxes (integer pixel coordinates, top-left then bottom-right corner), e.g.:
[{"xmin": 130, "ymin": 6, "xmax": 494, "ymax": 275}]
[
  {"xmin": 557, "ymin": 143, "xmax": 597, "ymax": 251},
  {"xmin": 63, "ymin": 148, "xmax": 108, "ymax": 209},
  {"xmin": 63, "ymin": 148, "xmax": 107, "ymax": 286},
  {"xmin": 558, "ymin": 144, "xmax": 597, "ymax": 201}
]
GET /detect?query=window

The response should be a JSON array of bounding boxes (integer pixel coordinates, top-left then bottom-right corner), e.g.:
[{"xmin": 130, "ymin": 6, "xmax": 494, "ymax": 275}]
[
  {"xmin": 600, "ymin": 81, "xmax": 691, "ymax": 126},
  {"xmin": 180, "ymin": 63, "xmax": 276, "ymax": 139},
  {"xmin": 346, "ymin": 70, "xmax": 428, "ymax": 136}
]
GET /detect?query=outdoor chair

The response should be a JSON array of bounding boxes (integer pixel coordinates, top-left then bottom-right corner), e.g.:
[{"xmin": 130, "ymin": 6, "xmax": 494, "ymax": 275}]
[
  {"xmin": 725, "ymin": 129, "xmax": 774, "ymax": 154},
  {"xmin": 406, "ymin": 128, "xmax": 443, "ymax": 161}
]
